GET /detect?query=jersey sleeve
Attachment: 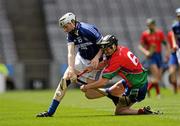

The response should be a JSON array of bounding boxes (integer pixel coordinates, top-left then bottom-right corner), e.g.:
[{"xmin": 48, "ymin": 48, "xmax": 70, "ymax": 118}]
[
  {"xmin": 172, "ymin": 23, "xmax": 176, "ymax": 33},
  {"xmin": 102, "ymin": 57, "xmax": 121, "ymax": 80},
  {"xmin": 167, "ymin": 31, "xmax": 173, "ymax": 48},
  {"xmin": 82, "ymin": 25, "xmax": 103, "ymax": 43},
  {"xmin": 67, "ymin": 34, "xmax": 74, "ymax": 43}
]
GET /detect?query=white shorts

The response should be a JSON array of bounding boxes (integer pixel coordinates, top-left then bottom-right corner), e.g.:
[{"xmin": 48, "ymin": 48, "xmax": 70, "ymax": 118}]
[{"xmin": 75, "ymin": 52, "xmax": 101, "ymax": 82}]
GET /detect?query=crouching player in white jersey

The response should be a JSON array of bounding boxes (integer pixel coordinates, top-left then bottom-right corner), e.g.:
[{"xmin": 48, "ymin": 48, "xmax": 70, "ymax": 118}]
[{"xmin": 36, "ymin": 12, "xmax": 124, "ymax": 117}]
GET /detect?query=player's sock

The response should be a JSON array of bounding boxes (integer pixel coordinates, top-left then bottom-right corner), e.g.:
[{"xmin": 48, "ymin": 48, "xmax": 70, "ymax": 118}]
[
  {"xmin": 47, "ymin": 99, "xmax": 60, "ymax": 116},
  {"xmin": 105, "ymin": 88, "xmax": 119, "ymax": 105},
  {"xmin": 138, "ymin": 106, "xmax": 153, "ymax": 114},
  {"xmin": 148, "ymin": 82, "xmax": 153, "ymax": 91},
  {"xmin": 172, "ymin": 82, "xmax": 177, "ymax": 94},
  {"xmin": 138, "ymin": 108, "xmax": 144, "ymax": 114},
  {"xmin": 154, "ymin": 83, "xmax": 160, "ymax": 95},
  {"xmin": 147, "ymin": 82, "xmax": 153, "ymax": 97}
]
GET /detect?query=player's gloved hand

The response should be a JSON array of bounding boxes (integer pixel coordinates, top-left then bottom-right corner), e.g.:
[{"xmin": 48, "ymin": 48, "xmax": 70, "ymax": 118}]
[
  {"xmin": 70, "ymin": 73, "xmax": 77, "ymax": 83},
  {"xmin": 67, "ymin": 70, "xmax": 77, "ymax": 83}
]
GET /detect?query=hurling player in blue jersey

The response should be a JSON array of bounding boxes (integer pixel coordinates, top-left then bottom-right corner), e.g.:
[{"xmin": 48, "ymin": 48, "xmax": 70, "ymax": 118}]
[
  {"xmin": 168, "ymin": 8, "xmax": 180, "ymax": 93},
  {"xmin": 36, "ymin": 12, "xmax": 119, "ymax": 117}
]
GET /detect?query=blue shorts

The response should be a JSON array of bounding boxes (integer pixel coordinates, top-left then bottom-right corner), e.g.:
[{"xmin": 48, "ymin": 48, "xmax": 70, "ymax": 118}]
[
  {"xmin": 168, "ymin": 52, "xmax": 179, "ymax": 66},
  {"xmin": 142, "ymin": 53, "xmax": 163, "ymax": 69},
  {"xmin": 123, "ymin": 82, "xmax": 148, "ymax": 103}
]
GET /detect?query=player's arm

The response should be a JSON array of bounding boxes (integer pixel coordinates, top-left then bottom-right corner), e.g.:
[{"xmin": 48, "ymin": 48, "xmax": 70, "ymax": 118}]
[
  {"xmin": 80, "ymin": 77, "xmax": 109, "ymax": 92},
  {"xmin": 171, "ymin": 31, "xmax": 179, "ymax": 51},
  {"xmin": 81, "ymin": 57, "xmax": 120, "ymax": 91},
  {"xmin": 160, "ymin": 31, "xmax": 170, "ymax": 60},
  {"xmin": 67, "ymin": 42, "xmax": 76, "ymax": 74},
  {"xmin": 90, "ymin": 49, "xmax": 102, "ymax": 68},
  {"xmin": 138, "ymin": 44, "xmax": 151, "ymax": 57},
  {"xmin": 162, "ymin": 40, "xmax": 171, "ymax": 60},
  {"xmin": 83, "ymin": 60, "xmax": 108, "ymax": 73},
  {"xmin": 139, "ymin": 33, "xmax": 152, "ymax": 57},
  {"xmin": 83, "ymin": 26, "xmax": 103, "ymax": 69}
]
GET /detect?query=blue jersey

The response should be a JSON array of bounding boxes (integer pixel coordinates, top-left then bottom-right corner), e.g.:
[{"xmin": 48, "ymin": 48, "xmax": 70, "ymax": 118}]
[
  {"xmin": 172, "ymin": 21, "xmax": 180, "ymax": 47},
  {"xmin": 67, "ymin": 22, "xmax": 103, "ymax": 60}
]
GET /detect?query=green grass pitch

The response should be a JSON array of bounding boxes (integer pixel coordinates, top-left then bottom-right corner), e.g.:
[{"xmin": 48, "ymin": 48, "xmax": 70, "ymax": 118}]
[{"xmin": 0, "ymin": 88, "xmax": 180, "ymax": 126}]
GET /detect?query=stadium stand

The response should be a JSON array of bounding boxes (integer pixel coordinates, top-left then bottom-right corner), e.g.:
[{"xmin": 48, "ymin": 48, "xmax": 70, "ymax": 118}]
[
  {"xmin": 0, "ymin": 0, "xmax": 17, "ymax": 64},
  {"xmin": 0, "ymin": 0, "xmax": 180, "ymax": 89},
  {"xmin": 42, "ymin": 0, "xmax": 180, "ymax": 63},
  {"xmin": 4, "ymin": 0, "xmax": 52, "ymax": 89}
]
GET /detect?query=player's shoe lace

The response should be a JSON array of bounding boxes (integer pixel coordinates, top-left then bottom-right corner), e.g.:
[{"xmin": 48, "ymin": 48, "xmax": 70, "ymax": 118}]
[{"xmin": 36, "ymin": 111, "xmax": 52, "ymax": 117}]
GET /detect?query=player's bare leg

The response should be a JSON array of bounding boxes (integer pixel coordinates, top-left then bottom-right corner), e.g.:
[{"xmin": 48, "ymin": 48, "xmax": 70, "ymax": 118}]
[
  {"xmin": 148, "ymin": 64, "xmax": 161, "ymax": 98},
  {"xmin": 115, "ymin": 99, "xmax": 136, "ymax": 115},
  {"xmin": 84, "ymin": 79, "xmax": 125, "ymax": 105},
  {"xmin": 114, "ymin": 81, "xmax": 163, "ymax": 115},
  {"xmin": 169, "ymin": 65, "xmax": 178, "ymax": 93},
  {"xmin": 82, "ymin": 78, "xmax": 107, "ymax": 99},
  {"xmin": 114, "ymin": 97, "xmax": 153, "ymax": 115},
  {"xmin": 36, "ymin": 68, "xmax": 76, "ymax": 117},
  {"xmin": 84, "ymin": 79, "xmax": 125, "ymax": 99},
  {"xmin": 107, "ymin": 80, "xmax": 125, "ymax": 97},
  {"xmin": 115, "ymin": 104, "xmax": 159, "ymax": 115}
]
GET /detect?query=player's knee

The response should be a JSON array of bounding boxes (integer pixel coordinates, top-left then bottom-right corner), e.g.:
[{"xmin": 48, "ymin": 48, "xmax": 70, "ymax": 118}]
[
  {"xmin": 151, "ymin": 78, "xmax": 159, "ymax": 84},
  {"xmin": 116, "ymin": 96, "xmax": 132, "ymax": 108},
  {"xmin": 84, "ymin": 92, "xmax": 94, "ymax": 99},
  {"xmin": 115, "ymin": 96, "xmax": 135, "ymax": 115},
  {"xmin": 169, "ymin": 74, "xmax": 176, "ymax": 84},
  {"xmin": 55, "ymin": 90, "xmax": 62, "ymax": 97},
  {"xmin": 84, "ymin": 89, "xmax": 100, "ymax": 99}
]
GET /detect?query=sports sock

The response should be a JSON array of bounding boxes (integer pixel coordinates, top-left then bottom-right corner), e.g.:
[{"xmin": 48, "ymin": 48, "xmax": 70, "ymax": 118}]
[
  {"xmin": 172, "ymin": 82, "xmax": 177, "ymax": 94},
  {"xmin": 138, "ymin": 108, "xmax": 144, "ymax": 114},
  {"xmin": 154, "ymin": 83, "xmax": 160, "ymax": 95},
  {"xmin": 147, "ymin": 82, "xmax": 153, "ymax": 91},
  {"xmin": 47, "ymin": 99, "xmax": 60, "ymax": 116},
  {"xmin": 105, "ymin": 88, "xmax": 119, "ymax": 105},
  {"xmin": 147, "ymin": 82, "xmax": 153, "ymax": 97}
]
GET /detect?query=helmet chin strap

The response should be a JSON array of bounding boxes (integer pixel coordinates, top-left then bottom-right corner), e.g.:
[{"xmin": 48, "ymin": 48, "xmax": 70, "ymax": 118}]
[
  {"xmin": 105, "ymin": 44, "xmax": 117, "ymax": 56},
  {"xmin": 69, "ymin": 22, "xmax": 78, "ymax": 35},
  {"xmin": 112, "ymin": 44, "xmax": 117, "ymax": 52},
  {"xmin": 69, "ymin": 28, "xmax": 77, "ymax": 34}
]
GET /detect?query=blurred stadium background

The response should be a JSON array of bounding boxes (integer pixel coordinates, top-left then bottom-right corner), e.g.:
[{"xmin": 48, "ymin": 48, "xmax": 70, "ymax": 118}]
[{"xmin": 0, "ymin": 0, "xmax": 180, "ymax": 91}]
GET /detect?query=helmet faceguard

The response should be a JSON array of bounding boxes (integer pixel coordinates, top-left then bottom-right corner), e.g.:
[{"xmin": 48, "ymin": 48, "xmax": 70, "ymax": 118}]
[
  {"xmin": 59, "ymin": 12, "xmax": 76, "ymax": 28},
  {"xmin": 98, "ymin": 35, "xmax": 118, "ymax": 50}
]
